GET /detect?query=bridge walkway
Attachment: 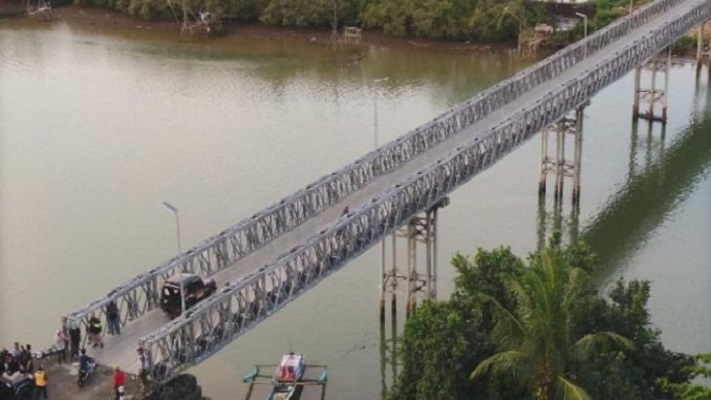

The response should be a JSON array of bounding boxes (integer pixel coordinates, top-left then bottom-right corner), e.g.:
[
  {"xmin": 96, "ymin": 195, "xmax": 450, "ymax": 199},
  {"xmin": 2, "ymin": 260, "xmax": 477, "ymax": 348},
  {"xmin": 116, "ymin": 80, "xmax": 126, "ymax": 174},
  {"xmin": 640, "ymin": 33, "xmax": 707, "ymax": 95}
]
[{"xmin": 86, "ymin": 0, "xmax": 703, "ymax": 375}]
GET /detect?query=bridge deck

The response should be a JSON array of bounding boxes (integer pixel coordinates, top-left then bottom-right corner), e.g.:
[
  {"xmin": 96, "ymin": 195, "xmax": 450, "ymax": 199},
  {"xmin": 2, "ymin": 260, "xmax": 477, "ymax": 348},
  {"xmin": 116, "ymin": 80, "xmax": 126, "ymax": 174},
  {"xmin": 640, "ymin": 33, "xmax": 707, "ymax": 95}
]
[{"xmin": 90, "ymin": 0, "xmax": 702, "ymax": 374}]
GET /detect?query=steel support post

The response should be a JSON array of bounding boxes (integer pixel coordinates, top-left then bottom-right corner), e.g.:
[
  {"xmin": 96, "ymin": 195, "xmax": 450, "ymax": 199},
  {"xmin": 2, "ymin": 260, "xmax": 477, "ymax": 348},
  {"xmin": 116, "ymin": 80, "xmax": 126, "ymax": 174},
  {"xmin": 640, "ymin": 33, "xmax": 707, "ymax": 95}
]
[
  {"xmin": 634, "ymin": 49, "xmax": 670, "ymax": 124},
  {"xmin": 406, "ymin": 223, "xmax": 416, "ymax": 318},
  {"xmin": 555, "ymin": 122, "xmax": 566, "ymax": 202},
  {"xmin": 431, "ymin": 207, "xmax": 438, "ymax": 299},
  {"xmin": 571, "ymin": 107, "xmax": 584, "ymax": 205},
  {"xmin": 539, "ymin": 105, "xmax": 585, "ymax": 206},
  {"xmin": 378, "ymin": 233, "xmax": 400, "ymax": 321},
  {"xmin": 650, "ymin": 58, "xmax": 659, "ymax": 118},
  {"xmin": 662, "ymin": 47, "xmax": 671, "ymax": 122},
  {"xmin": 379, "ymin": 240, "xmax": 386, "ymax": 321},
  {"xmin": 539, "ymin": 128, "xmax": 556, "ymax": 197},
  {"xmin": 390, "ymin": 234, "xmax": 397, "ymax": 316},
  {"xmin": 379, "ymin": 300, "xmax": 398, "ymax": 396},
  {"xmin": 382, "ymin": 198, "xmax": 448, "ymax": 318},
  {"xmin": 698, "ymin": 23, "xmax": 705, "ymax": 67},
  {"xmin": 633, "ymin": 66, "xmax": 642, "ymax": 117}
]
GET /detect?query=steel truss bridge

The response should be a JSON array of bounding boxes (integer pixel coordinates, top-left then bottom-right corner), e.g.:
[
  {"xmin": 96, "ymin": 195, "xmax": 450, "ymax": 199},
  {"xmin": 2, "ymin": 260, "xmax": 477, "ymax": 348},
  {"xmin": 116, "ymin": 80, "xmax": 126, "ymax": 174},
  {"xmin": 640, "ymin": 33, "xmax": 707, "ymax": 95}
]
[{"xmin": 61, "ymin": 0, "xmax": 711, "ymax": 383}]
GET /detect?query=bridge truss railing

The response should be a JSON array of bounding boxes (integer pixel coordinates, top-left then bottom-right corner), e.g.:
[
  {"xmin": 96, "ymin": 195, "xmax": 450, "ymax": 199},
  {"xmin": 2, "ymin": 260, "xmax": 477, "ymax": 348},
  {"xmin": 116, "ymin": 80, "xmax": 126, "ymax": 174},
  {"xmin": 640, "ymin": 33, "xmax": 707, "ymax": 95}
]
[
  {"xmin": 61, "ymin": 0, "xmax": 690, "ymax": 332},
  {"xmin": 138, "ymin": 0, "xmax": 711, "ymax": 382}
]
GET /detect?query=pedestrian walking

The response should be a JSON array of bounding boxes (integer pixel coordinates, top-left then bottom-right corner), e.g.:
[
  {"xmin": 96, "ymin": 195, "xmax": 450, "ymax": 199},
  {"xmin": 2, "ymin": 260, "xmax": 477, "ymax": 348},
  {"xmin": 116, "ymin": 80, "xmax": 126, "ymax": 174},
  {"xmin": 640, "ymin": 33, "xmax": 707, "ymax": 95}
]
[
  {"xmin": 112, "ymin": 366, "xmax": 125, "ymax": 400},
  {"xmin": 33, "ymin": 366, "xmax": 48, "ymax": 399},
  {"xmin": 106, "ymin": 300, "xmax": 121, "ymax": 335},
  {"xmin": 69, "ymin": 325, "xmax": 81, "ymax": 360},
  {"xmin": 55, "ymin": 329, "xmax": 67, "ymax": 364}
]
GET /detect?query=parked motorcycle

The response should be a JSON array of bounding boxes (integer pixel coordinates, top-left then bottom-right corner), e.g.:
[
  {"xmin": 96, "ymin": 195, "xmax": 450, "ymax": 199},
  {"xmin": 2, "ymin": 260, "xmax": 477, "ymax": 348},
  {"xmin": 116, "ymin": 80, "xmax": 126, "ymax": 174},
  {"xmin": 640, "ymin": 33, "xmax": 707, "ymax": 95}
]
[{"xmin": 77, "ymin": 356, "xmax": 96, "ymax": 387}]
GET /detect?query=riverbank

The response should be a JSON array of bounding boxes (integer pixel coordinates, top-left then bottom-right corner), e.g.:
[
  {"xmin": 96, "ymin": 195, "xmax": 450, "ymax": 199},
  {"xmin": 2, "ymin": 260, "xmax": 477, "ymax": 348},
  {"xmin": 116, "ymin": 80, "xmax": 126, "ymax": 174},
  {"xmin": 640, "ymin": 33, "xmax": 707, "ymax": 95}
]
[{"xmin": 2, "ymin": 3, "xmax": 508, "ymax": 53}]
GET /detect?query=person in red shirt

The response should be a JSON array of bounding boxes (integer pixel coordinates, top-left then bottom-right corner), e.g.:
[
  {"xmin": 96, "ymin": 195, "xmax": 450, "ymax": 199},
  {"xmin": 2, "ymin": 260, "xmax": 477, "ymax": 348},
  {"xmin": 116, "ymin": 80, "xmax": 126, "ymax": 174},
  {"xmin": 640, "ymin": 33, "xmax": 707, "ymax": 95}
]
[{"xmin": 113, "ymin": 366, "xmax": 125, "ymax": 400}]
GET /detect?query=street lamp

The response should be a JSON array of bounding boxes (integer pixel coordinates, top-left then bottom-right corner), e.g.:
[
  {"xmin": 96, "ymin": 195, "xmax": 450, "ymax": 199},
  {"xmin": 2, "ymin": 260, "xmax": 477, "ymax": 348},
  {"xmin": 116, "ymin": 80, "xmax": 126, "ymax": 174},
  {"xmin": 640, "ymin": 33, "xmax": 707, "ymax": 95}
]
[
  {"xmin": 372, "ymin": 76, "xmax": 389, "ymax": 319},
  {"xmin": 161, "ymin": 201, "xmax": 186, "ymax": 316},
  {"xmin": 372, "ymin": 77, "xmax": 389, "ymax": 149},
  {"xmin": 161, "ymin": 201, "xmax": 182, "ymax": 253},
  {"xmin": 575, "ymin": 12, "xmax": 588, "ymax": 58}
]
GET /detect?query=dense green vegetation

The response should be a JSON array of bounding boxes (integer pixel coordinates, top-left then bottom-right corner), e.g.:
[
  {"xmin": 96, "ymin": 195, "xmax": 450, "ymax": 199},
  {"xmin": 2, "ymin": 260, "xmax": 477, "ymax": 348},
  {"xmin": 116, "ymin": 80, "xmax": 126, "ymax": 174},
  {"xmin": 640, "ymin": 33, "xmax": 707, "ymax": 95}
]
[
  {"xmin": 72, "ymin": 0, "xmax": 651, "ymax": 42},
  {"xmin": 387, "ymin": 235, "xmax": 711, "ymax": 400}
]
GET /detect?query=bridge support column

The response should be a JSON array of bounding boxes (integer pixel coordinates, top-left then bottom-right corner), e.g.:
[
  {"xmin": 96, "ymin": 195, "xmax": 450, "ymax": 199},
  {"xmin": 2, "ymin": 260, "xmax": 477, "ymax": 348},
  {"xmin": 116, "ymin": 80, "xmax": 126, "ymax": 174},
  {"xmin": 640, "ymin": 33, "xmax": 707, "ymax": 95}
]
[
  {"xmin": 380, "ymin": 197, "xmax": 448, "ymax": 319},
  {"xmin": 538, "ymin": 105, "xmax": 585, "ymax": 206},
  {"xmin": 633, "ymin": 47, "xmax": 671, "ymax": 124}
]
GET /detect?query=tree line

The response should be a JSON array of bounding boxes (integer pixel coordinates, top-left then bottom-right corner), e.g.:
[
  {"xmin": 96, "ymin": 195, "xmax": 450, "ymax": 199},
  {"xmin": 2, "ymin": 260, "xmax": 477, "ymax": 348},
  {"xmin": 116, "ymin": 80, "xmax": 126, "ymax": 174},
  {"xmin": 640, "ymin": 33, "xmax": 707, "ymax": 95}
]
[
  {"xmin": 73, "ymin": 0, "xmax": 637, "ymax": 41},
  {"xmin": 387, "ymin": 234, "xmax": 711, "ymax": 400}
]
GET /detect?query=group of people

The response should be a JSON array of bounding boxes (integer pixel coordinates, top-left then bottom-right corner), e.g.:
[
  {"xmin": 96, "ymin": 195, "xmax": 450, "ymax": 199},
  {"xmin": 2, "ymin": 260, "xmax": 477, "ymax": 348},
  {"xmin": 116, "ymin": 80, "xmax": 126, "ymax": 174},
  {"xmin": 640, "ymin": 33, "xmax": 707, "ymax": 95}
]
[
  {"xmin": 0, "ymin": 301, "xmax": 141, "ymax": 400},
  {"xmin": 1, "ymin": 342, "xmax": 35, "ymax": 375},
  {"xmin": 85, "ymin": 300, "xmax": 122, "ymax": 349},
  {"xmin": 1, "ymin": 343, "xmax": 48, "ymax": 398}
]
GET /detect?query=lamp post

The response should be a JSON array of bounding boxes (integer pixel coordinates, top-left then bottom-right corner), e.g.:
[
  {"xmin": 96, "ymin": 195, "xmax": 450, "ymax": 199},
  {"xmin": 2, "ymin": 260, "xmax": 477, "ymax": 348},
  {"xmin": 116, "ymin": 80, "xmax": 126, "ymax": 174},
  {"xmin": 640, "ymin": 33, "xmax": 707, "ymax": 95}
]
[
  {"xmin": 575, "ymin": 12, "xmax": 588, "ymax": 58},
  {"xmin": 161, "ymin": 201, "xmax": 186, "ymax": 315},
  {"xmin": 161, "ymin": 201, "xmax": 182, "ymax": 253},
  {"xmin": 372, "ymin": 76, "xmax": 388, "ymax": 320},
  {"xmin": 373, "ymin": 77, "xmax": 389, "ymax": 149}
]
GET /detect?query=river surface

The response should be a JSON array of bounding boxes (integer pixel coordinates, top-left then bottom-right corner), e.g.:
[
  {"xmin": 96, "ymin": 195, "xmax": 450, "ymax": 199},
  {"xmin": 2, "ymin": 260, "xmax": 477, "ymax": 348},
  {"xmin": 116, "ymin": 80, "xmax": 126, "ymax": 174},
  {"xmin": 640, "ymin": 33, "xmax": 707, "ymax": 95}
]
[{"xmin": 1, "ymin": 19, "xmax": 709, "ymax": 400}]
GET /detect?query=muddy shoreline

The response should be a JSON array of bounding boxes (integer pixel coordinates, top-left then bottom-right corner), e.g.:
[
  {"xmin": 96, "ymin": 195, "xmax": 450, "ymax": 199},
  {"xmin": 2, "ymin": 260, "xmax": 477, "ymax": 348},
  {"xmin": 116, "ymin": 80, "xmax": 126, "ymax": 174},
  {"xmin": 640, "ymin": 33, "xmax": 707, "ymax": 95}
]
[{"xmin": 1, "ymin": 2, "xmax": 514, "ymax": 53}]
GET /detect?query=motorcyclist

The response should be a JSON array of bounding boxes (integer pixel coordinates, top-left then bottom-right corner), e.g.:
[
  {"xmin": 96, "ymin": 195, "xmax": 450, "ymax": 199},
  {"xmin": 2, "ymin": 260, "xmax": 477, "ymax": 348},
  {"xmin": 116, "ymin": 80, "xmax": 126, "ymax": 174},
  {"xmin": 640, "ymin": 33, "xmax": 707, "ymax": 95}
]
[
  {"xmin": 78, "ymin": 348, "xmax": 95, "ymax": 387},
  {"xmin": 79, "ymin": 348, "xmax": 90, "ymax": 373}
]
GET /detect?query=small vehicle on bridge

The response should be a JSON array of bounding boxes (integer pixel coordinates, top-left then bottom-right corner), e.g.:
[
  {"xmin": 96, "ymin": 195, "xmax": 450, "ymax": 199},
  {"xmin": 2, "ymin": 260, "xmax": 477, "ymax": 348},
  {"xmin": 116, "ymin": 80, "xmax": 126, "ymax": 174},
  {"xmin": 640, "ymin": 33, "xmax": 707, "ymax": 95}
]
[
  {"xmin": 0, "ymin": 373, "xmax": 33, "ymax": 400},
  {"xmin": 160, "ymin": 273, "xmax": 217, "ymax": 318}
]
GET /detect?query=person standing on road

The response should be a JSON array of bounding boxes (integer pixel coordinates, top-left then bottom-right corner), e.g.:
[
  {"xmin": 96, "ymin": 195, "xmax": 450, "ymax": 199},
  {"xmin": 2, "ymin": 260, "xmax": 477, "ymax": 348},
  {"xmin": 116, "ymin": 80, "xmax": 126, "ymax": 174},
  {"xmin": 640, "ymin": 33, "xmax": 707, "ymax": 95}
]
[
  {"xmin": 69, "ymin": 325, "xmax": 81, "ymax": 360},
  {"xmin": 106, "ymin": 301, "xmax": 121, "ymax": 336},
  {"xmin": 88, "ymin": 314, "xmax": 104, "ymax": 349},
  {"xmin": 113, "ymin": 366, "xmax": 125, "ymax": 400},
  {"xmin": 55, "ymin": 329, "xmax": 67, "ymax": 364},
  {"xmin": 33, "ymin": 366, "xmax": 48, "ymax": 399},
  {"xmin": 137, "ymin": 347, "xmax": 148, "ymax": 389}
]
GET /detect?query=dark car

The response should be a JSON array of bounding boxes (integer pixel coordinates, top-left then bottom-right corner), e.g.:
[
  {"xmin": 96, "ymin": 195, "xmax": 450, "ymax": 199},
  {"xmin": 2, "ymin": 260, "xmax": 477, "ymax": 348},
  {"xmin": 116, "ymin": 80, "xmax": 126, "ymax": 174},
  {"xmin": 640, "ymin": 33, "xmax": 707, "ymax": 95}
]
[
  {"xmin": 160, "ymin": 273, "xmax": 217, "ymax": 318},
  {"xmin": 0, "ymin": 373, "xmax": 33, "ymax": 400}
]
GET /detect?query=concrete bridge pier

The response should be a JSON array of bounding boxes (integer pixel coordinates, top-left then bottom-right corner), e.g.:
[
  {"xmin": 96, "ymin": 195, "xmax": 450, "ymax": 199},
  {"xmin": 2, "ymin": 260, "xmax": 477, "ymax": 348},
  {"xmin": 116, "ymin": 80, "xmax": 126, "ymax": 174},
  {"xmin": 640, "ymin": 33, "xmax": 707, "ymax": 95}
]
[
  {"xmin": 379, "ymin": 198, "xmax": 449, "ymax": 320},
  {"xmin": 538, "ymin": 105, "xmax": 585, "ymax": 206},
  {"xmin": 633, "ymin": 47, "xmax": 671, "ymax": 123}
]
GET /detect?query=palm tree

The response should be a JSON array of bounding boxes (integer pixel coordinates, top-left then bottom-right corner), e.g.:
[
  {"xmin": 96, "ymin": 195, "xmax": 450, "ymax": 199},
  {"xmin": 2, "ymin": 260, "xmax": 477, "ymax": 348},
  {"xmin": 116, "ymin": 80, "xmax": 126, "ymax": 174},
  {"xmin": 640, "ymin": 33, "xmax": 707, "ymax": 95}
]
[{"xmin": 471, "ymin": 248, "xmax": 633, "ymax": 400}]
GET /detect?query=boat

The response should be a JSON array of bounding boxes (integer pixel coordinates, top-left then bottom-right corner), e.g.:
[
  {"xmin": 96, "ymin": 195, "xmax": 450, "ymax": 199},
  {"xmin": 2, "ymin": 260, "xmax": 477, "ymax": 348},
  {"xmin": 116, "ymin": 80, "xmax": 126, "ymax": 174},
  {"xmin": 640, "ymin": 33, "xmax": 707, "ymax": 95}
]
[{"xmin": 242, "ymin": 353, "xmax": 328, "ymax": 400}]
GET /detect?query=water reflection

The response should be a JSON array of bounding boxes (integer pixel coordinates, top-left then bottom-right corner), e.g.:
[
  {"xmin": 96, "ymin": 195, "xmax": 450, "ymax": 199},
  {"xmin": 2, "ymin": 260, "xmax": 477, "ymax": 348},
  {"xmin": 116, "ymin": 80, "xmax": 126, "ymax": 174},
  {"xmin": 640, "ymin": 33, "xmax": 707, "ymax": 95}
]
[
  {"xmin": 583, "ymin": 76, "xmax": 711, "ymax": 276},
  {"xmin": 536, "ymin": 197, "xmax": 581, "ymax": 249},
  {"xmin": 628, "ymin": 120, "xmax": 667, "ymax": 180},
  {"xmin": 378, "ymin": 315, "xmax": 398, "ymax": 398},
  {"xmin": 1, "ymin": 20, "xmax": 709, "ymax": 400}
]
